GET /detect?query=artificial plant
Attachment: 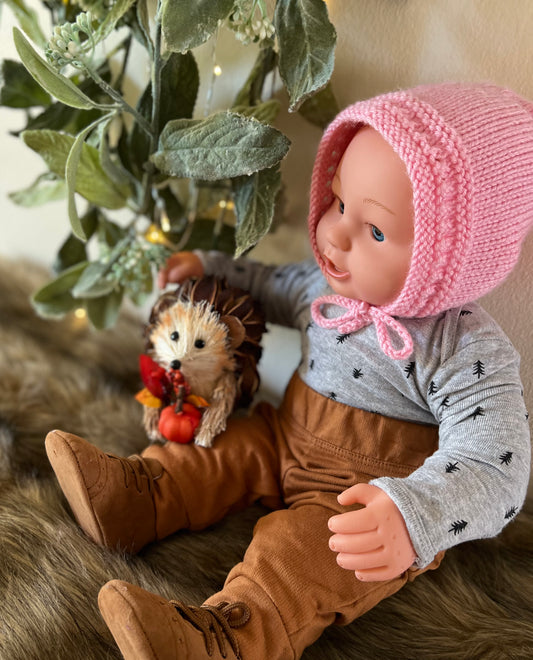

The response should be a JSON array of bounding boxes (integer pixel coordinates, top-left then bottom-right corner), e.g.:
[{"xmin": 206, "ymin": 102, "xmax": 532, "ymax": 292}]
[{"xmin": 1, "ymin": 0, "xmax": 337, "ymax": 328}]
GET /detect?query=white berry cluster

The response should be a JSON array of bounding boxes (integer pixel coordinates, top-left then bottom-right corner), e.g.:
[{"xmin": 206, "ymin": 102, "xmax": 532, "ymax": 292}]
[
  {"xmin": 229, "ymin": 0, "xmax": 275, "ymax": 45},
  {"xmin": 45, "ymin": 12, "xmax": 94, "ymax": 70}
]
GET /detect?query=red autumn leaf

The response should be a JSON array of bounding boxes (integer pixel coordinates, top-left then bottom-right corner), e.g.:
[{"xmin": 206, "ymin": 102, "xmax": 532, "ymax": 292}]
[{"xmin": 139, "ymin": 354, "xmax": 171, "ymax": 400}]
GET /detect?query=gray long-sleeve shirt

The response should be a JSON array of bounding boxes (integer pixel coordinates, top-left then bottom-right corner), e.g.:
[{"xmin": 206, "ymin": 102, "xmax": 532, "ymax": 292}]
[{"xmin": 199, "ymin": 251, "xmax": 531, "ymax": 568}]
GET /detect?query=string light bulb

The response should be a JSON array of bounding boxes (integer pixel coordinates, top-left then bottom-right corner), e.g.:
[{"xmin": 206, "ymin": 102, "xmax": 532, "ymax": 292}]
[
  {"xmin": 213, "ymin": 64, "xmax": 222, "ymax": 77},
  {"xmin": 145, "ymin": 223, "xmax": 166, "ymax": 244}
]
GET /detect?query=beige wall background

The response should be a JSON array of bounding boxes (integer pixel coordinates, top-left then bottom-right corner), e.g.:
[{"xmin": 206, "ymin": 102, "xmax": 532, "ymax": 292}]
[{"xmin": 1, "ymin": 0, "xmax": 533, "ymax": 415}]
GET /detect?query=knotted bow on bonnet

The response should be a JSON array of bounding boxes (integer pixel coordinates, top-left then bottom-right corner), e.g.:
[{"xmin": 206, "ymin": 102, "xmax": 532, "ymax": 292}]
[{"xmin": 308, "ymin": 82, "xmax": 533, "ymax": 359}]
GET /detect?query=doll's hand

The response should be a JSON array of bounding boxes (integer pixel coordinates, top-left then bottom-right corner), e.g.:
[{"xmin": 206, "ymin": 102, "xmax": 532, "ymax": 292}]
[
  {"xmin": 328, "ymin": 483, "xmax": 416, "ymax": 582},
  {"xmin": 158, "ymin": 252, "xmax": 204, "ymax": 288}
]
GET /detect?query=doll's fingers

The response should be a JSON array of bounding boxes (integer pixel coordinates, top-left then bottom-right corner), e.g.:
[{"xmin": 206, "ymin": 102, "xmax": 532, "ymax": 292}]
[
  {"xmin": 337, "ymin": 482, "xmax": 380, "ymax": 506},
  {"xmin": 328, "ymin": 507, "xmax": 377, "ymax": 535},
  {"xmin": 329, "ymin": 532, "xmax": 382, "ymax": 555},
  {"xmin": 354, "ymin": 566, "xmax": 398, "ymax": 582},
  {"xmin": 157, "ymin": 269, "xmax": 169, "ymax": 288},
  {"xmin": 335, "ymin": 549, "xmax": 387, "ymax": 573}
]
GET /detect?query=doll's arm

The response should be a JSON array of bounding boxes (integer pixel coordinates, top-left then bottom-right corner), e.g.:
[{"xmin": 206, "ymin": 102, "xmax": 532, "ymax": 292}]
[
  {"xmin": 328, "ymin": 483, "xmax": 416, "ymax": 581},
  {"xmin": 167, "ymin": 250, "xmax": 322, "ymax": 329},
  {"xmin": 158, "ymin": 251, "xmax": 204, "ymax": 288}
]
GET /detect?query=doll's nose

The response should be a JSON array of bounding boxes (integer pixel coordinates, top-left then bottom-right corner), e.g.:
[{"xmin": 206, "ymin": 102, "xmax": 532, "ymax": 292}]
[
  {"xmin": 327, "ymin": 221, "xmax": 351, "ymax": 252},
  {"xmin": 170, "ymin": 359, "xmax": 181, "ymax": 370}
]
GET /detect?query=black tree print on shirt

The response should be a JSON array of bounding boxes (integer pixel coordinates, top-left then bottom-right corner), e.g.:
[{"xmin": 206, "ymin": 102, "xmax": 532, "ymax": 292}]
[
  {"xmin": 352, "ymin": 368, "xmax": 363, "ymax": 379},
  {"xmin": 336, "ymin": 333, "xmax": 351, "ymax": 344},
  {"xmin": 428, "ymin": 381, "xmax": 438, "ymax": 395},
  {"xmin": 445, "ymin": 462, "xmax": 460, "ymax": 473},
  {"xmin": 472, "ymin": 406, "xmax": 485, "ymax": 420},
  {"xmin": 460, "ymin": 309, "xmax": 473, "ymax": 316},
  {"xmin": 473, "ymin": 360, "xmax": 485, "ymax": 379},
  {"xmin": 449, "ymin": 520, "xmax": 468, "ymax": 535},
  {"xmin": 404, "ymin": 362, "xmax": 415, "ymax": 379},
  {"xmin": 499, "ymin": 451, "xmax": 513, "ymax": 465},
  {"xmin": 504, "ymin": 506, "xmax": 518, "ymax": 520}
]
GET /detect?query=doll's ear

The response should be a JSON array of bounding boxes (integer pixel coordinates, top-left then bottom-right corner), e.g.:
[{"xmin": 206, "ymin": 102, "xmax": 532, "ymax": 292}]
[{"xmin": 221, "ymin": 315, "xmax": 246, "ymax": 350}]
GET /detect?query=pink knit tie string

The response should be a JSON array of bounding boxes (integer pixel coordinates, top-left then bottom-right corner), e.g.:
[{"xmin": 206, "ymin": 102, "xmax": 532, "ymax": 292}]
[{"xmin": 311, "ymin": 295, "xmax": 414, "ymax": 360}]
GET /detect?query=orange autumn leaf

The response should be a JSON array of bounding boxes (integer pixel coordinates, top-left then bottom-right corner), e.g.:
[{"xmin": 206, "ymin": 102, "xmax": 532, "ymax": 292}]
[
  {"xmin": 135, "ymin": 387, "xmax": 162, "ymax": 408},
  {"xmin": 186, "ymin": 394, "xmax": 210, "ymax": 408}
]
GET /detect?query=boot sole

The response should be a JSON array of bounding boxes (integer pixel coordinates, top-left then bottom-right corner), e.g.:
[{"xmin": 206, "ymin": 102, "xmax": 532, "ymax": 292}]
[{"xmin": 45, "ymin": 431, "xmax": 106, "ymax": 547}]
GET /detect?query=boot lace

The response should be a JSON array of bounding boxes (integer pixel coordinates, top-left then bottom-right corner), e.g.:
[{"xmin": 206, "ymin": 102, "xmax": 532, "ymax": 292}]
[
  {"xmin": 107, "ymin": 454, "xmax": 160, "ymax": 494},
  {"xmin": 170, "ymin": 600, "xmax": 250, "ymax": 659}
]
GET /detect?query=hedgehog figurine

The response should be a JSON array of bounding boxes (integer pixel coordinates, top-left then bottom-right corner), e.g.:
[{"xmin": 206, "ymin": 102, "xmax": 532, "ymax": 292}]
[{"xmin": 135, "ymin": 276, "xmax": 266, "ymax": 447}]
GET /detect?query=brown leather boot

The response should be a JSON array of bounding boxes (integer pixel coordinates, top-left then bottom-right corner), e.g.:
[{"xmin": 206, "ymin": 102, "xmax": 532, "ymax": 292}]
[
  {"xmin": 98, "ymin": 580, "xmax": 250, "ymax": 660},
  {"xmin": 45, "ymin": 430, "xmax": 165, "ymax": 553}
]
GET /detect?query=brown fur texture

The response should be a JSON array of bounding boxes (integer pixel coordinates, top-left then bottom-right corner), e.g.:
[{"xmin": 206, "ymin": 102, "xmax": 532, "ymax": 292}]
[{"xmin": 0, "ymin": 257, "xmax": 532, "ymax": 660}]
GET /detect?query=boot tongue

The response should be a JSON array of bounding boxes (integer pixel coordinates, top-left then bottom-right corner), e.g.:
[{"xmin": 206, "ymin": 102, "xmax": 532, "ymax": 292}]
[{"xmin": 126, "ymin": 455, "xmax": 163, "ymax": 480}]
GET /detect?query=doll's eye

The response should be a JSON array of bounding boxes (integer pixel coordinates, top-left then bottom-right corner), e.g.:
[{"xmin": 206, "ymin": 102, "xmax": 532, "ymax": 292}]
[
  {"xmin": 371, "ymin": 225, "xmax": 385, "ymax": 242},
  {"xmin": 338, "ymin": 200, "xmax": 345, "ymax": 214},
  {"xmin": 194, "ymin": 339, "xmax": 206, "ymax": 349},
  {"xmin": 170, "ymin": 331, "xmax": 179, "ymax": 341}
]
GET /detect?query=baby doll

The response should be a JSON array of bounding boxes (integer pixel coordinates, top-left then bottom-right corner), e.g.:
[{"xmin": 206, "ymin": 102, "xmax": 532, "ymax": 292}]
[{"xmin": 45, "ymin": 82, "xmax": 532, "ymax": 660}]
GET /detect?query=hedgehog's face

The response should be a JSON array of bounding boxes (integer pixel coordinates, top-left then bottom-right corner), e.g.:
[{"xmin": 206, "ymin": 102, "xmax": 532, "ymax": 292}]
[{"xmin": 149, "ymin": 300, "xmax": 234, "ymax": 398}]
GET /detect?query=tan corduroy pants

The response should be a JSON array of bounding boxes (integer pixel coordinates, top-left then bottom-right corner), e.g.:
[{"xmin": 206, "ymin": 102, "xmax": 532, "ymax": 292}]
[{"xmin": 143, "ymin": 373, "xmax": 444, "ymax": 659}]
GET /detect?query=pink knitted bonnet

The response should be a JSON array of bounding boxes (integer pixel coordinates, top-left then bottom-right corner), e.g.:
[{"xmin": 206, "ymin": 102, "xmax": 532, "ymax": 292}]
[{"xmin": 309, "ymin": 82, "xmax": 533, "ymax": 358}]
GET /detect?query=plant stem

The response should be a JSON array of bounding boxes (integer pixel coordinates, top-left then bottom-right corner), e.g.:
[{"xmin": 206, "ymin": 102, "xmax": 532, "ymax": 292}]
[
  {"xmin": 140, "ymin": 12, "xmax": 163, "ymax": 216},
  {"xmin": 85, "ymin": 64, "xmax": 153, "ymax": 138}
]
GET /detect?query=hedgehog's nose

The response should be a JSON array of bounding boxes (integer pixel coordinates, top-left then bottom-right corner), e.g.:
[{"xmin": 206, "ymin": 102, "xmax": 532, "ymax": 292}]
[{"xmin": 170, "ymin": 359, "xmax": 181, "ymax": 370}]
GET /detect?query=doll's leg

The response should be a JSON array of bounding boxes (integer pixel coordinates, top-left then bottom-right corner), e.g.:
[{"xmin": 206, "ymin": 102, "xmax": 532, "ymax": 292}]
[
  {"xmin": 98, "ymin": 501, "xmax": 444, "ymax": 660},
  {"xmin": 45, "ymin": 402, "xmax": 282, "ymax": 554}
]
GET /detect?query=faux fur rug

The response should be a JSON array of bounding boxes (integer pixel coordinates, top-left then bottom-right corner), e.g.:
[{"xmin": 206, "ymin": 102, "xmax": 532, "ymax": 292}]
[{"xmin": 0, "ymin": 257, "xmax": 532, "ymax": 660}]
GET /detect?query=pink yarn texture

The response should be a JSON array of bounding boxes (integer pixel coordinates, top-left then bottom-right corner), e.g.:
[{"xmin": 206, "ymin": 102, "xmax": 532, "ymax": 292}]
[{"xmin": 309, "ymin": 83, "xmax": 533, "ymax": 357}]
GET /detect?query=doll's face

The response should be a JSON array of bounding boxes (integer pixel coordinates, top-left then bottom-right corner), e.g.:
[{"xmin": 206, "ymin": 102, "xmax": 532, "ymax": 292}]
[{"xmin": 315, "ymin": 126, "xmax": 414, "ymax": 307}]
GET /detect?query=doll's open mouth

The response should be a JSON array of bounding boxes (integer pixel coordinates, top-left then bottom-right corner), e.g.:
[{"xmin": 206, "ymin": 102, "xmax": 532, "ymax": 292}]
[{"xmin": 322, "ymin": 255, "xmax": 349, "ymax": 280}]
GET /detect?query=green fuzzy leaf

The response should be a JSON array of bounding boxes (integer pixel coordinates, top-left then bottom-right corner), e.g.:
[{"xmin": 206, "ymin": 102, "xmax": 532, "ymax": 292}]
[
  {"xmin": 159, "ymin": 51, "xmax": 199, "ymax": 125},
  {"xmin": 13, "ymin": 28, "xmax": 115, "ymax": 111},
  {"xmin": 161, "ymin": 0, "xmax": 234, "ymax": 52},
  {"xmin": 98, "ymin": 218, "xmax": 128, "ymax": 247},
  {"xmin": 129, "ymin": 51, "xmax": 199, "ymax": 178},
  {"xmin": 172, "ymin": 218, "xmax": 235, "ymax": 254},
  {"xmin": 22, "ymin": 129, "xmax": 130, "ymax": 225},
  {"xmin": 53, "ymin": 234, "xmax": 88, "ymax": 274},
  {"xmin": 232, "ymin": 100, "xmax": 281, "ymax": 125},
  {"xmin": 0, "ymin": 59, "xmax": 51, "ymax": 108},
  {"xmin": 136, "ymin": 0, "xmax": 154, "ymax": 55},
  {"xmin": 233, "ymin": 47, "xmax": 277, "ymax": 108},
  {"xmin": 152, "ymin": 111, "xmax": 290, "ymax": 180},
  {"xmin": 85, "ymin": 288, "xmax": 124, "ymax": 329},
  {"xmin": 98, "ymin": 117, "xmax": 138, "ymax": 193},
  {"xmin": 274, "ymin": 0, "xmax": 337, "ymax": 111},
  {"xmin": 9, "ymin": 173, "xmax": 66, "ymax": 207},
  {"xmin": 92, "ymin": 0, "xmax": 137, "ymax": 45},
  {"xmin": 65, "ymin": 113, "xmax": 129, "ymax": 239},
  {"xmin": 298, "ymin": 82, "xmax": 340, "ymax": 128},
  {"xmin": 32, "ymin": 261, "xmax": 88, "ymax": 318},
  {"xmin": 72, "ymin": 261, "xmax": 116, "ymax": 298},
  {"xmin": 20, "ymin": 62, "xmax": 114, "ymax": 135},
  {"xmin": 53, "ymin": 209, "xmax": 98, "ymax": 273},
  {"xmin": 5, "ymin": 0, "xmax": 47, "ymax": 48},
  {"xmin": 233, "ymin": 165, "xmax": 281, "ymax": 256}
]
